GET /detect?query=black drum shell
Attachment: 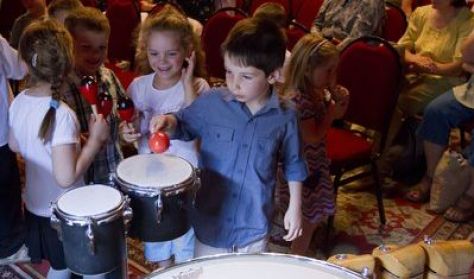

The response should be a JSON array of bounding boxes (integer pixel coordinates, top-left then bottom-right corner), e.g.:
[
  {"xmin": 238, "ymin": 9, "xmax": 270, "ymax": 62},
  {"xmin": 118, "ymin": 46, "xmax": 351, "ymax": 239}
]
[
  {"xmin": 59, "ymin": 217, "xmax": 126, "ymax": 275},
  {"xmin": 127, "ymin": 189, "xmax": 192, "ymax": 242}
]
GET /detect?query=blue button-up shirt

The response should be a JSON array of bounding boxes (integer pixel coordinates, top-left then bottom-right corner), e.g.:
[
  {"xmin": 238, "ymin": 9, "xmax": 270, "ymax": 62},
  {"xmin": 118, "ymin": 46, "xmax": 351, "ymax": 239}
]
[{"xmin": 174, "ymin": 87, "xmax": 308, "ymax": 248}]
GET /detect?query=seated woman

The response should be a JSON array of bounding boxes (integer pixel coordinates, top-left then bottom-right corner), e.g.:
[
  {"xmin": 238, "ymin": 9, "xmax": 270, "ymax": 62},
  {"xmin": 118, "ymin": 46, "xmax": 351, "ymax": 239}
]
[
  {"xmin": 406, "ymin": 30, "xmax": 474, "ymax": 223},
  {"xmin": 388, "ymin": 0, "xmax": 474, "ymax": 147},
  {"xmin": 311, "ymin": 0, "xmax": 385, "ymax": 49}
]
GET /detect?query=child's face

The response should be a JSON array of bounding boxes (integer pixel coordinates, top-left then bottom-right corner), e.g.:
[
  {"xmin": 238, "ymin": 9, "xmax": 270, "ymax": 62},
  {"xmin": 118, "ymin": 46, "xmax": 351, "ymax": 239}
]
[
  {"xmin": 147, "ymin": 31, "xmax": 187, "ymax": 83},
  {"xmin": 224, "ymin": 54, "xmax": 276, "ymax": 107},
  {"xmin": 73, "ymin": 28, "xmax": 108, "ymax": 76},
  {"xmin": 52, "ymin": 10, "xmax": 71, "ymax": 25},
  {"xmin": 309, "ymin": 55, "xmax": 339, "ymax": 91}
]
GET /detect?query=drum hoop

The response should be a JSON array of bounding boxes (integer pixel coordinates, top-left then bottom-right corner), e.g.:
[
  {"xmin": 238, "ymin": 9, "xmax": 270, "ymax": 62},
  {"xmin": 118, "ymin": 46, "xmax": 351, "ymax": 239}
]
[
  {"xmin": 145, "ymin": 252, "xmax": 365, "ymax": 278},
  {"xmin": 115, "ymin": 171, "xmax": 196, "ymax": 197},
  {"xmin": 52, "ymin": 195, "xmax": 127, "ymax": 226}
]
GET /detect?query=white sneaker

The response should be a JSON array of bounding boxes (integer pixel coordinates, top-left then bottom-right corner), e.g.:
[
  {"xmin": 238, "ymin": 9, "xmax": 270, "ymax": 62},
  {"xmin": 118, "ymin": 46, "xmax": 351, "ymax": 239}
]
[{"xmin": 0, "ymin": 245, "xmax": 30, "ymax": 265}]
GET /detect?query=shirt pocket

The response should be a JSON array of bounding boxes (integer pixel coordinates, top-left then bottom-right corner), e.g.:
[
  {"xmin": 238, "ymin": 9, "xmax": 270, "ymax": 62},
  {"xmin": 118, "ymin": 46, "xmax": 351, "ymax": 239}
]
[
  {"xmin": 255, "ymin": 137, "xmax": 278, "ymax": 179},
  {"xmin": 208, "ymin": 125, "xmax": 234, "ymax": 142}
]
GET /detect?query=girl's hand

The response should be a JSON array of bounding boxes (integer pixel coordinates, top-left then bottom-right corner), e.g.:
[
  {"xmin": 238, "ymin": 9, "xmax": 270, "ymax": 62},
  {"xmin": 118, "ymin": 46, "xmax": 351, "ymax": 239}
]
[
  {"xmin": 119, "ymin": 120, "xmax": 141, "ymax": 143},
  {"xmin": 88, "ymin": 114, "xmax": 109, "ymax": 144},
  {"xmin": 283, "ymin": 202, "xmax": 303, "ymax": 241},
  {"xmin": 181, "ymin": 51, "xmax": 196, "ymax": 87},
  {"xmin": 149, "ymin": 114, "xmax": 177, "ymax": 136},
  {"xmin": 332, "ymin": 85, "xmax": 350, "ymax": 118}
]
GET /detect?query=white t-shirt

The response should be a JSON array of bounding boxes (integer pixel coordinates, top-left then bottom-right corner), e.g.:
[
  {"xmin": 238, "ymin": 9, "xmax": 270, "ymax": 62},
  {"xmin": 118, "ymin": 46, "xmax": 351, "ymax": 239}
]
[
  {"xmin": 0, "ymin": 35, "xmax": 27, "ymax": 146},
  {"xmin": 9, "ymin": 91, "xmax": 82, "ymax": 217},
  {"xmin": 127, "ymin": 73, "xmax": 209, "ymax": 167}
]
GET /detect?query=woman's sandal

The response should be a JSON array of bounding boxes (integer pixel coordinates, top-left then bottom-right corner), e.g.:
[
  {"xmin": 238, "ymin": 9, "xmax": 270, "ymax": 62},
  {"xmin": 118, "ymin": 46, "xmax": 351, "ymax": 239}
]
[
  {"xmin": 404, "ymin": 176, "xmax": 432, "ymax": 203},
  {"xmin": 443, "ymin": 193, "xmax": 474, "ymax": 223}
]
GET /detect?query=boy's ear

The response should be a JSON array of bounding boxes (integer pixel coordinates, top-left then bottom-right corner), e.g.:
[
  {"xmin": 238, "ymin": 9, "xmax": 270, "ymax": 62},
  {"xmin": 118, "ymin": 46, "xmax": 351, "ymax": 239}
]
[{"xmin": 267, "ymin": 68, "xmax": 282, "ymax": 85}]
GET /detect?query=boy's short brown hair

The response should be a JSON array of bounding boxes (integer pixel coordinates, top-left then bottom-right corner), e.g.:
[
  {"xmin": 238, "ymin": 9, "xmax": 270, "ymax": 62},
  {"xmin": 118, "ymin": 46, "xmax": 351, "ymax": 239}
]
[
  {"xmin": 64, "ymin": 6, "xmax": 110, "ymax": 37},
  {"xmin": 222, "ymin": 17, "xmax": 286, "ymax": 76}
]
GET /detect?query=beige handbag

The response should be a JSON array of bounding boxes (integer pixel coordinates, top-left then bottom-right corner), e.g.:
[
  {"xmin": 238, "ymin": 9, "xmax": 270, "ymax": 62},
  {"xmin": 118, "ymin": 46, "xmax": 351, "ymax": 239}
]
[{"xmin": 429, "ymin": 150, "xmax": 470, "ymax": 213}]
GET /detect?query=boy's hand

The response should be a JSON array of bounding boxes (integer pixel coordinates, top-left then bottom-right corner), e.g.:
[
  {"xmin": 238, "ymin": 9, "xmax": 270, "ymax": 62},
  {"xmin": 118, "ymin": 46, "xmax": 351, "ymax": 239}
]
[
  {"xmin": 283, "ymin": 203, "xmax": 303, "ymax": 241},
  {"xmin": 149, "ymin": 114, "xmax": 177, "ymax": 136},
  {"xmin": 119, "ymin": 120, "xmax": 141, "ymax": 143}
]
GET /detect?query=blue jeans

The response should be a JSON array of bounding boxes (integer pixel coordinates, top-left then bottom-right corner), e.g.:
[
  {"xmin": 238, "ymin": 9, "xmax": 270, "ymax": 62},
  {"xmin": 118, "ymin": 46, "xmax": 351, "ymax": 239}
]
[
  {"xmin": 144, "ymin": 228, "xmax": 195, "ymax": 263},
  {"xmin": 418, "ymin": 90, "xmax": 474, "ymax": 165}
]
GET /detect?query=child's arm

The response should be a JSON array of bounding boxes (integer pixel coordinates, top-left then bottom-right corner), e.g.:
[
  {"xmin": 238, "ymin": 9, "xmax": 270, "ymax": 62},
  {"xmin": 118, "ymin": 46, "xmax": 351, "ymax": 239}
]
[
  {"xmin": 8, "ymin": 130, "xmax": 20, "ymax": 153},
  {"xmin": 300, "ymin": 100, "xmax": 337, "ymax": 144},
  {"xmin": 52, "ymin": 114, "xmax": 109, "ymax": 187},
  {"xmin": 283, "ymin": 180, "xmax": 303, "ymax": 241},
  {"xmin": 182, "ymin": 51, "xmax": 197, "ymax": 106},
  {"xmin": 149, "ymin": 114, "xmax": 178, "ymax": 137}
]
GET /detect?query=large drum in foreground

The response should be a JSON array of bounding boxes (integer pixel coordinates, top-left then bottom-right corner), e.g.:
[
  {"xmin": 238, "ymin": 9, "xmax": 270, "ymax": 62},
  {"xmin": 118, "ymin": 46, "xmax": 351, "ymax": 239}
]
[
  {"xmin": 146, "ymin": 253, "xmax": 366, "ymax": 279},
  {"xmin": 115, "ymin": 154, "xmax": 197, "ymax": 242},
  {"xmin": 51, "ymin": 185, "xmax": 131, "ymax": 275}
]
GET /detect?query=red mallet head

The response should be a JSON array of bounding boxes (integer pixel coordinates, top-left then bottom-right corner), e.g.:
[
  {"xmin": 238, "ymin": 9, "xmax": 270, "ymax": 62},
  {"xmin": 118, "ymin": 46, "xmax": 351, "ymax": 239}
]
[
  {"xmin": 79, "ymin": 75, "xmax": 98, "ymax": 105},
  {"xmin": 148, "ymin": 132, "xmax": 170, "ymax": 153},
  {"xmin": 98, "ymin": 92, "xmax": 113, "ymax": 118},
  {"xmin": 117, "ymin": 97, "xmax": 135, "ymax": 122}
]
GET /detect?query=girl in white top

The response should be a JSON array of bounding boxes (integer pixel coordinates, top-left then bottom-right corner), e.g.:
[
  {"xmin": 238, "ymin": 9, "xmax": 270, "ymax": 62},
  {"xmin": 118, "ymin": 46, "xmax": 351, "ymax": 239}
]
[
  {"xmin": 8, "ymin": 20, "xmax": 108, "ymax": 279},
  {"xmin": 122, "ymin": 5, "xmax": 209, "ymax": 268}
]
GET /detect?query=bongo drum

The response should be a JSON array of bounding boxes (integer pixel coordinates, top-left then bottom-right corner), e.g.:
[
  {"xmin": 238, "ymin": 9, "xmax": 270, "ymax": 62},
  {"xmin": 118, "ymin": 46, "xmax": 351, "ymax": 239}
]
[
  {"xmin": 146, "ymin": 253, "xmax": 367, "ymax": 279},
  {"xmin": 327, "ymin": 254, "xmax": 375, "ymax": 277},
  {"xmin": 115, "ymin": 154, "xmax": 197, "ymax": 242},
  {"xmin": 50, "ymin": 185, "xmax": 132, "ymax": 275},
  {"xmin": 372, "ymin": 244, "xmax": 425, "ymax": 279},
  {"xmin": 420, "ymin": 237, "xmax": 474, "ymax": 278}
]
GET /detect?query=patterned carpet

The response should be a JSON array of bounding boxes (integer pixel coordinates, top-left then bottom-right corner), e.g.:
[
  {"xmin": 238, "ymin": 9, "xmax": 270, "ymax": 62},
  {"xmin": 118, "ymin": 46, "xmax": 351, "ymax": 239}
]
[{"xmin": 2, "ymin": 184, "xmax": 473, "ymax": 278}]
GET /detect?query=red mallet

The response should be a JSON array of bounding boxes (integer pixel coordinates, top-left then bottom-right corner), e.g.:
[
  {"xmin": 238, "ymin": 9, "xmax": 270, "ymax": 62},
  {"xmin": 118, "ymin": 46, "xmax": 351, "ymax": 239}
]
[
  {"xmin": 98, "ymin": 92, "xmax": 113, "ymax": 118},
  {"xmin": 80, "ymin": 75, "xmax": 99, "ymax": 116},
  {"xmin": 148, "ymin": 132, "xmax": 170, "ymax": 153},
  {"xmin": 117, "ymin": 97, "xmax": 135, "ymax": 123}
]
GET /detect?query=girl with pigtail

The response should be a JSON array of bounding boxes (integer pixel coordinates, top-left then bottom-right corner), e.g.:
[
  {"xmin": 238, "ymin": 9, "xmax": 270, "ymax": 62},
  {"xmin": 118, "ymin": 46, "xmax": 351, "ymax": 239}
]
[{"xmin": 8, "ymin": 20, "xmax": 109, "ymax": 279}]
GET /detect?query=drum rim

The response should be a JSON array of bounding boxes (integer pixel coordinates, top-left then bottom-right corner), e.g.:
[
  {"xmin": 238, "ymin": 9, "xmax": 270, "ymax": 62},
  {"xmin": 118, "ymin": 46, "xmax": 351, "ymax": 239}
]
[
  {"xmin": 115, "ymin": 154, "xmax": 196, "ymax": 197},
  {"xmin": 145, "ymin": 252, "xmax": 366, "ymax": 278},
  {"xmin": 52, "ymin": 185, "xmax": 127, "ymax": 226}
]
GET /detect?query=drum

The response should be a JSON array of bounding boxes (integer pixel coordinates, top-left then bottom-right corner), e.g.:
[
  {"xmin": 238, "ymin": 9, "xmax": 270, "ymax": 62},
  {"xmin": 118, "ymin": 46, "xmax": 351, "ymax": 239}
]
[
  {"xmin": 146, "ymin": 253, "xmax": 367, "ymax": 279},
  {"xmin": 50, "ymin": 185, "xmax": 132, "ymax": 275},
  {"xmin": 115, "ymin": 154, "xmax": 197, "ymax": 242}
]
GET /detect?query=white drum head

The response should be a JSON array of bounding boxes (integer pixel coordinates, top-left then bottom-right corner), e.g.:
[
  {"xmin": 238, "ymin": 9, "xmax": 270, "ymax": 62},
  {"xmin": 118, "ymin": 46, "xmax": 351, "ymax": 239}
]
[
  {"xmin": 57, "ymin": 185, "xmax": 122, "ymax": 217},
  {"xmin": 146, "ymin": 253, "xmax": 363, "ymax": 279},
  {"xmin": 116, "ymin": 154, "xmax": 193, "ymax": 188}
]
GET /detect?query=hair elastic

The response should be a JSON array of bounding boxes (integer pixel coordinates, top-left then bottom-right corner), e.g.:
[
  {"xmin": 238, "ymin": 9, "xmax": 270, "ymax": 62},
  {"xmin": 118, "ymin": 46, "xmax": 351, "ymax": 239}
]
[
  {"xmin": 32, "ymin": 53, "xmax": 38, "ymax": 68},
  {"xmin": 50, "ymin": 99, "xmax": 59, "ymax": 109}
]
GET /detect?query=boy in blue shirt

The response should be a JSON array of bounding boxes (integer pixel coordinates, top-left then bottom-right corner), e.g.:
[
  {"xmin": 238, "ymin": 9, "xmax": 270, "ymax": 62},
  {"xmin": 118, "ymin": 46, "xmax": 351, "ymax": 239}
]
[{"xmin": 150, "ymin": 18, "xmax": 308, "ymax": 256}]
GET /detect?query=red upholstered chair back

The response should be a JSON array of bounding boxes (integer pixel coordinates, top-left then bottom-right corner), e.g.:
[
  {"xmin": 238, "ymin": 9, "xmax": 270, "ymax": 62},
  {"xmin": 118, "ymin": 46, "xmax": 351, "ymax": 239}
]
[
  {"xmin": 106, "ymin": 0, "xmax": 141, "ymax": 63},
  {"xmin": 0, "ymin": 0, "xmax": 26, "ymax": 40},
  {"xmin": 201, "ymin": 7, "xmax": 247, "ymax": 79},
  {"xmin": 249, "ymin": 0, "xmax": 290, "ymax": 16},
  {"xmin": 337, "ymin": 36, "xmax": 402, "ymax": 148},
  {"xmin": 286, "ymin": 21, "xmax": 309, "ymax": 51},
  {"xmin": 293, "ymin": 0, "xmax": 324, "ymax": 29},
  {"xmin": 80, "ymin": 0, "xmax": 98, "ymax": 8},
  {"xmin": 149, "ymin": 1, "xmax": 184, "ymax": 15},
  {"xmin": 382, "ymin": 3, "xmax": 407, "ymax": 42}
]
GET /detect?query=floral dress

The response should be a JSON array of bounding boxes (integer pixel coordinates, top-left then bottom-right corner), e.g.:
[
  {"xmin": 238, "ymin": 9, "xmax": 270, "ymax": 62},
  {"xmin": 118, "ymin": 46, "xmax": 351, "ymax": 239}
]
[{"xmin": 278, "ymin": 92, "xmax": 335, "ymax": 224}]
